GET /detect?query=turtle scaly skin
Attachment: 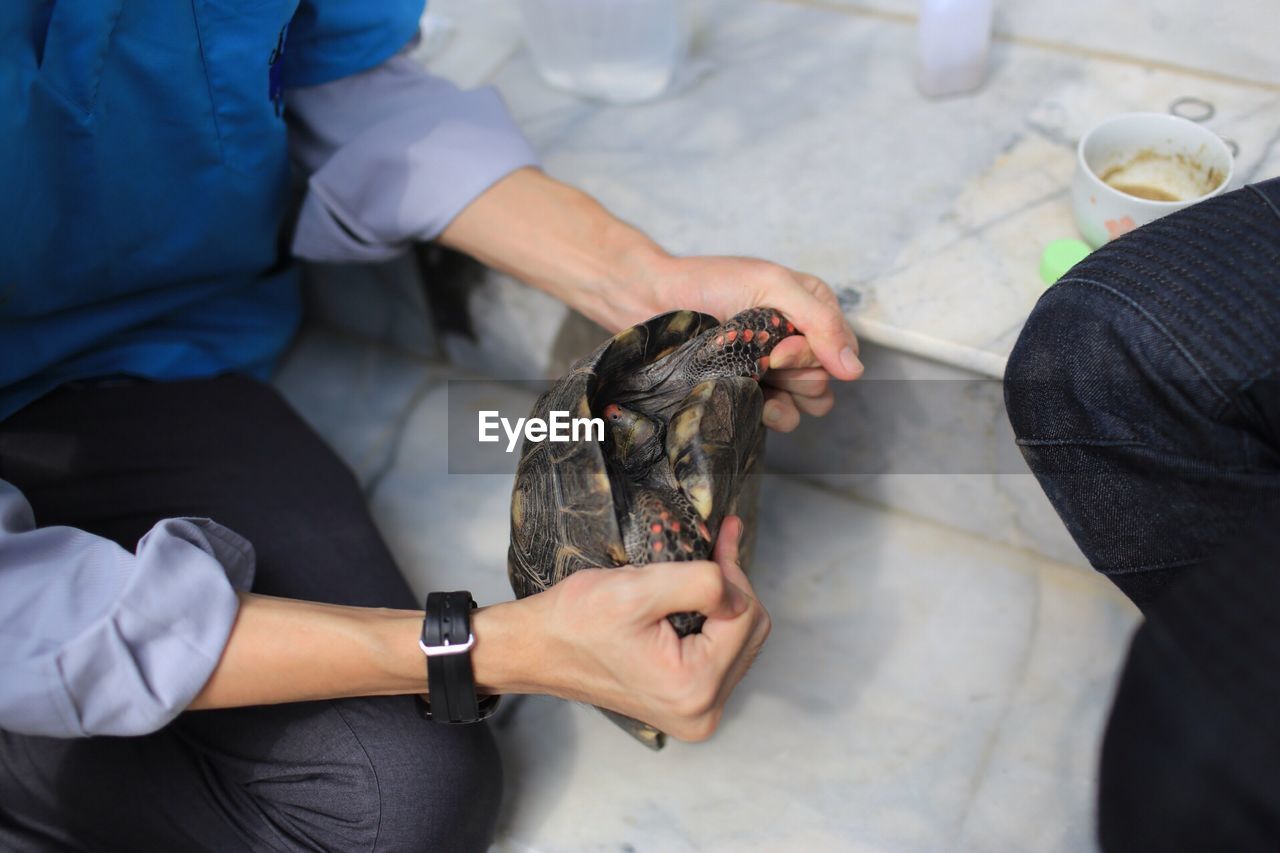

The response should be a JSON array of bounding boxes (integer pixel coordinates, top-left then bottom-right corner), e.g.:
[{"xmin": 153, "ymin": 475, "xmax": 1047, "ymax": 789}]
[{"xmin": 508, "ymin": 307, "xmax": 797, "ymax": 747}]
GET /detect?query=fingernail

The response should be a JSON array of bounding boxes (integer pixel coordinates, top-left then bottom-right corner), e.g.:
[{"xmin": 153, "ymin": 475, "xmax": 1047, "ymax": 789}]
[
  {"xmin": 763, "ymin": 402, "xmax": 782, "ymax": 424},
  {"xmin": 770, "ymin": 351, "xmax": 792, "ymax": 370},
  {"xmin": 840, "ymin": 346, "xmax": 862, "ymax": 376}
]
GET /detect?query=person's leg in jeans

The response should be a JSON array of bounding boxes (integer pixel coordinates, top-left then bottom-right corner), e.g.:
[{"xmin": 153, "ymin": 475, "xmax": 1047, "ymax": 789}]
[
  {"xmin": 0, "ymin": 376, "xmax": 502, "ymax": 852},
  {"xmin": 1097, "ymin": 515, "xmax": 1280, "ymax": 851},
  {"xmin": 1004, "ymin": 178, "xmax": 1280, "ymax": 849},
  {"xmin": 1005, "ymin": 177, "xmax": 1280, "ymax": 606}
]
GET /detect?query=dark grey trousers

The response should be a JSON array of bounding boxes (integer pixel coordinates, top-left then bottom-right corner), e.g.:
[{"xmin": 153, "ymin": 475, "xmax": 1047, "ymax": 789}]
[{"xmin": 0, "ymin": 376, "xmax": 502, "ymax": 852}]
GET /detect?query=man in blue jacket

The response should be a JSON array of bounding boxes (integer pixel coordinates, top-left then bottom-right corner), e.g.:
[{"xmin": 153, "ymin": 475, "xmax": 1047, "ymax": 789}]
[{"xmin": 0, "ymin": 1, "xmax": 861, "ymax": 849}]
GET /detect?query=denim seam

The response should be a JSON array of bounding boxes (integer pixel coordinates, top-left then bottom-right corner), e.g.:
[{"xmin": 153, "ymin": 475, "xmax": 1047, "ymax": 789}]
[
  {"xmin": 1096, "ymin": 557, "xmax": 1200, "ymax": 576},
  {"xmin": 1154, "ymin": 214, "xmax": 1280, "ymax": 354},
  {"xmin": 1057, "ymin": 276, "xmax": 1231, "ymax": 407},
  {"xmin": 1133, "ymin": 238, "xmax": 1270, "ymax": 368},
  {"xmin": 1016, "ymin": 438, "xmax": 1148, "ymax": 448},
  {"xmin": 1247, "ymin": 182, "xmax": 1280, "ymax": 223},
  {"xmin": 1093, "ymin": 198, "xmax": 1280, "ymax": 374},
  {"xmin": 1234, "ymin": 371, "xmax": 1280, "ymax": 468},
  {"xmin": 1022, "ymin": 440, "xmax": 1276, "ymax": 475},
  {"xmin": 1086, "ymin": 249, "xmax": 1252, "ymax": 383}
]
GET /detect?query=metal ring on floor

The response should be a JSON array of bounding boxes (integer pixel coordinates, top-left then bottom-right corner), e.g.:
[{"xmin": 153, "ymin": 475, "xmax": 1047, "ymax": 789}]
[{"xmin": 1169, "ymin": 96, "xmax": 1215, "ymax": 123}]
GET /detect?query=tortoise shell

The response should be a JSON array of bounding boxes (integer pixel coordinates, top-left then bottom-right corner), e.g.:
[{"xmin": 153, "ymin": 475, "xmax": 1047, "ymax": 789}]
[
  {"xmin": 508, "ymin": 310, "xmax": 721, "ymax": 598},
  {"xmin": 507, "ymin": 307, "xmax": 796, "ymax": 748}
]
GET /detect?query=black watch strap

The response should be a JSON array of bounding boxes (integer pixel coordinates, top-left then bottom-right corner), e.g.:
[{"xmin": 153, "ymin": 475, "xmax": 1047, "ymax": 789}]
[{"xmin": 419, "ymin": 591, "xmax": 498, "ymax": 724}]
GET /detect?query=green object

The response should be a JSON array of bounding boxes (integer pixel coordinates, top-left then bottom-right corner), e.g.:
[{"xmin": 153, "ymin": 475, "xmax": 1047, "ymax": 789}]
[{"xmin": 1040, "ymin": 239, "xmax": 1092, "ymax": 285}]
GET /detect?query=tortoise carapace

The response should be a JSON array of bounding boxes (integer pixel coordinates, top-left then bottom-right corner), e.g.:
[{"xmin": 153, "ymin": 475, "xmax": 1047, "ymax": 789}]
[{"xmin": 507, "ymin": 307, "xmax": 797, "ymax": 748}]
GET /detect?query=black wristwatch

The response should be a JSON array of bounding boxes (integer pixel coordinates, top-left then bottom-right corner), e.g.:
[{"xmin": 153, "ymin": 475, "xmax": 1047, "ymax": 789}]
[{"xmin": 418, "ymin": 591, "xmax": 499, "ymax": 723}]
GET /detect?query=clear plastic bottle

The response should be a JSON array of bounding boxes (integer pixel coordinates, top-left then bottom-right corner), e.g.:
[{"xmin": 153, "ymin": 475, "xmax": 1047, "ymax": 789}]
[
  {"xmin": 519, "ymin": 0, "xmax": 688, "ymax": 103},
  {"xmin": 915, "ymin": 0, "xmax": 994, "ymax": 98}
]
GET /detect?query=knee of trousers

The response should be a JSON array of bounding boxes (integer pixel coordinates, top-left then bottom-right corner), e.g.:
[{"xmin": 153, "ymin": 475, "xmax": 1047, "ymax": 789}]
[
  {"xmin": 1003, "ymin": 276, "xmax": 1146, "ymax": 452},
  {"xmin": 173, "ymin": 697, "xmax": 504, "ymax": 853},
  {"xmin": 1004, "ymin": 261, "xmax": 1231, "ymax": 461},
  {"xmin": 1008, "ymin": 183, "xmax": 1280, "ymax": 452},
  {"xmin": 353, "ymin": 707, "xmax": 504, "ymax": 852}
]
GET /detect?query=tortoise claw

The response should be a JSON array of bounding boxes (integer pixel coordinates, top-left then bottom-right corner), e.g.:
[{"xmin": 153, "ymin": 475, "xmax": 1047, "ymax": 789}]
[{"xmin": 690, "ymin": 308, "xmax": 799, "ymax": 383}]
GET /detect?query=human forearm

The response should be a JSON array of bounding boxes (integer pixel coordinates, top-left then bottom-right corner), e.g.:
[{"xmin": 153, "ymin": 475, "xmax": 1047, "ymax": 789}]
[
  {"xmin": 437, "ymin": 166, "xmax": 670, "ymax": 332},
  {"xmin": 188, "ymin": 525, "xmax": 768, "ymax": 743},
  {"xmin": 436, "ymin": 167, "xmax": 862, "ymax": 435},
  {"xmin": 188, "ymin": 594, "xmax": 541, "ymax": 709},
  {"xmin": 189, "ymin": 594, "xmax": 419, "ymax": 708}
]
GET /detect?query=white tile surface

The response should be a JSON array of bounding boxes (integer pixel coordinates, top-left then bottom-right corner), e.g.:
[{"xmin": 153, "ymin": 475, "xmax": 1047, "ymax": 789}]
[
  {"xmin": 434, "ymin": 0, "xmax": 1279, "ymax": 373},
  {"xmin": 811, "ymin": 0, "xmax": 1280, "ymax": 86},
  {"xmin": 305, "ymin": 349, "xmax": 1140, "ymax": 852},
  {"xmin": 365, "ymin": 376, "xmax": 539, "ymax": 605},
  {"xmin": 273, "ymin": 5, "xmax": 1201, "ymax": 839},
  {"xmin": 413, "ymin": 0, "xmax": 1278, "ymax": 559},
  {"xmin": 479, "ymin": 476, "xmax": 1137, "ymax": 852},
  {"xmin": 767, "ymin": 339, "xmax": 1088, "ymax": 567}
]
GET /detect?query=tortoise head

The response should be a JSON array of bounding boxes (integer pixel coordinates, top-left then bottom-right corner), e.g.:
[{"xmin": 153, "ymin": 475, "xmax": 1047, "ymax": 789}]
[{"xmin": 602, "ymin": 402, "xmax": 664, "ymax": 476}]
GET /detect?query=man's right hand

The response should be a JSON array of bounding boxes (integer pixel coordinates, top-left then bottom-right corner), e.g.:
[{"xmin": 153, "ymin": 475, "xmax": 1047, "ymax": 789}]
[
  {"xmin": 476, "ymin": 516, "xmax": 771, "ymax": 742},
  {"xmin": 191, "ymin": 517, "xmax": 769, "ymax": 744}
]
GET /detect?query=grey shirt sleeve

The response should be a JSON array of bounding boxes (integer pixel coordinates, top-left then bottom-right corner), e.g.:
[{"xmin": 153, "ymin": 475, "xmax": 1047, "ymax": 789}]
[
  {"xmin": 0, "ymin": 479, "xmax": 254, "ymax": 738},
  {"xmin": 287, "ymin": 46, "xmax": 540, "ymax": 263}
]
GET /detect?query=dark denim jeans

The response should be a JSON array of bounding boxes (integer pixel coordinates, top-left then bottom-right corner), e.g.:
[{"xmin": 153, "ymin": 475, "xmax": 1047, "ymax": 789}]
[
  {"xmin": 1006, "ymin": 177, "xmax": 1280, "ymax": 850},
  {"xmin": 1006, "ymin": 177, "xmax": 1280, "ymax": 607}
]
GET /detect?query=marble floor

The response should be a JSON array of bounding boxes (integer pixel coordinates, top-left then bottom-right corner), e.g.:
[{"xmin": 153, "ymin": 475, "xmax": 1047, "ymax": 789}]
[
  {"xmin": 264, "ymin": 1, "xmax": 1264, "ymax": 845},
  {"xmin": 276, "ymin": 330, "xmax": 1140, "ymax": 853},
  {"xmin": 398, "ymin": 0, "xmax": 1279, "ymax": 564},
  {"xmin": 422, "ymin": 0, "xmax": 1279, "ymax": 380},
  {"xmin": 267, "ymin": 1, "xmax": 1275, "ymax": 847}
]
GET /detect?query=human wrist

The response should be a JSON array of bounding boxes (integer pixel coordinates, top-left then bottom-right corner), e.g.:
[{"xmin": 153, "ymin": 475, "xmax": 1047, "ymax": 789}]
[
  {"xmin": 370, "ymin": 608, "xmax": 433, "ymax": 696},
  {"xmin": 366, "ymin": 595, "xmax": 557, "ymax": 700},
  {"xmin": 469, "ymin": 598, "xmax": 551, "ymax": 697},
  {"xmin": 557, "ymin": 193, "xmax": 672, "ymax": 331},
  {"xmin": 438, "ymin": 167, "xmax": 674, "ymax": 332},
  {"xmin": 596, "ymin": 230, "xmax": 674, "ymax": 327}
]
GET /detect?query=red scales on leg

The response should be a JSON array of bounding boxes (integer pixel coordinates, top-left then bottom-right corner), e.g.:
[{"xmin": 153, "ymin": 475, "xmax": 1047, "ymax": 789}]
[
  {"xmin": 687, "ymin": 307, "xmax": 797, "ymax": 384},
  {"xmin": 629, "ymin": 491, "xmax": 713, "ymax": 564}
]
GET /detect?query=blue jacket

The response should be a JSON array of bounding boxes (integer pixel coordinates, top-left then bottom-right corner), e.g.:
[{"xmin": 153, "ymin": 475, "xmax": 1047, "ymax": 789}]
[{"xmin": 0, "ymin": 0, "xmax": 423, "ymax": 418}]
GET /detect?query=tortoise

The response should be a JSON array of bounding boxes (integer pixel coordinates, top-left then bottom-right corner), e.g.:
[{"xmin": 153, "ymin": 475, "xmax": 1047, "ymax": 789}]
[{"xmin": 507, "ymin": 307, "xmax": 798, "ymax": 749}]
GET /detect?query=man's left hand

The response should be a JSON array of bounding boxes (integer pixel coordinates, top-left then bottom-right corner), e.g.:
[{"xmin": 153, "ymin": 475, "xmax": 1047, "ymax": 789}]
[{"xmin": 438, "ymin": 168, "xmax": 862, "ymax": 432}]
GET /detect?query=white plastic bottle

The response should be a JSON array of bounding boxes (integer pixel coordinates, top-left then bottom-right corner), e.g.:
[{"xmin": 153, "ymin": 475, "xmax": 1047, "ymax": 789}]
[{"xmin": 915, "ymin": 0, "xmax": 994, "ymax": 98}]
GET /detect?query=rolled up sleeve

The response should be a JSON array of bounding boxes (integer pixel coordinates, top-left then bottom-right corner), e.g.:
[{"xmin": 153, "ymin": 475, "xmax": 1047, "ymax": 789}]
[
  {"xmin": 0, "ymin": 480, "xmax": 254, "ymax": 738},
  {"xmin": 286, "ymin": 47, "xmax": 540, "ymax": 263}
]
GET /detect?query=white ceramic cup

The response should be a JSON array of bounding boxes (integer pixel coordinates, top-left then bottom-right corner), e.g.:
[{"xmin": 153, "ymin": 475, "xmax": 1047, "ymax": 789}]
[{"xmin": 1071, "ymin": 113, "xmax": 1234, "ymax": 248}]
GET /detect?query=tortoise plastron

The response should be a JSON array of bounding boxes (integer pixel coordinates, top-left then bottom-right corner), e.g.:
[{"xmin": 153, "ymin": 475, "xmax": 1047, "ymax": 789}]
[{"xmin": 507, "ymin": 307, "xmax": 796, "ymax": 748}]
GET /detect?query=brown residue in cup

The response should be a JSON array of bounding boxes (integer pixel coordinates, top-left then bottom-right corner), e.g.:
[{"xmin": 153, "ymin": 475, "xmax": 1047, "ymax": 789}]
[{"xmin": 1098, "ymin": 148, "xmax": 1225, "ymax": 203}]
